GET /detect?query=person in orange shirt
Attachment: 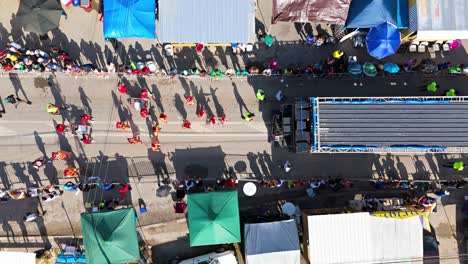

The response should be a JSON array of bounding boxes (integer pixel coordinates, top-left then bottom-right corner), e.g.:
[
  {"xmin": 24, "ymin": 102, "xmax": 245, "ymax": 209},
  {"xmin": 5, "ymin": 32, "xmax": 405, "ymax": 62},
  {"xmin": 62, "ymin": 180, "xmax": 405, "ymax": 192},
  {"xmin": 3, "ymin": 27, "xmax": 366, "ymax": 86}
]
[
  {"xmin": 128, "ymin": 135, "xmax": 142, "ymax": 144},
  {"xmin": 64, "ymin": 166, "xmax": 79, "ymax": 178},
  {"xmin": 115, "ymin": 121, "xmax": 130, "ymax": 130},
  {"xmin": 151, "ymin": 137, "xmax": 161, "ymax": 152},
  {"xmin": 51, "ymin": 150, "xmax": 72, "ymax": 160},
  {"xmin": 152, "ymin": 125, "xmax": 161, "ymax": 137}
]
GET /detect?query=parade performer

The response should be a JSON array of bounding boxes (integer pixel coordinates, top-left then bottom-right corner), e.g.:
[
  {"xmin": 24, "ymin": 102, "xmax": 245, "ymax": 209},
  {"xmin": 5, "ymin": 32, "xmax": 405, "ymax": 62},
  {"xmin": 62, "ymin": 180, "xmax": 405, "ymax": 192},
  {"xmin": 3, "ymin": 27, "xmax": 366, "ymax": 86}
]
[
  {"xmin": 158, "ymin": 112, "xmax": 168, "ymax": 124},
  {"xmin": 115, "ymin": 121, "xmax": 130, "ymax": 130},
  {"xmin": 63, "ymin": 166, "xmax": 79, "ymax": 178},
  {"xmin": 51, "ymin": 150, "xmax": 72, "ymax": 160},
  {"xmin": 46, "ymin": 103, "xmax": 60, "ymax": 115},
  {"xmin": 185, "ymin": 94, "xmax": 194, "ymax": 106},
  {"xmin": 55, "ymin": 124, "xmax": 66, "ymax": 133},
  {"xmin": 117, "ymin": 80, "xmax": 127, "ymax": 94},
  {"xmin": 81, "ymin": 134, "xmax": 93, "ymax": 144},
  {"xmin": 182, "ymin": 120, "xmax": 191, "ymax": 129},
  {"xmin": 128, "ymin": 135, "xmax": 142, "ymax": 144},
  {"xmin": 219, "ymin": 114, "xmax": 227, "ymax": 126},
  {"xmin": 197, "ymin": 107, "xmax": 206, "ymax": 118}
]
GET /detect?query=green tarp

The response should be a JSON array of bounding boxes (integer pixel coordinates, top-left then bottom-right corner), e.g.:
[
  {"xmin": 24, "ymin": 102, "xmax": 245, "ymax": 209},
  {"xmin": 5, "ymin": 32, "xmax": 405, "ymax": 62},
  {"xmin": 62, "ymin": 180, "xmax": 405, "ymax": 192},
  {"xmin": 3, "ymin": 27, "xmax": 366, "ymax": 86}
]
[
  {"xmin": 188, "ymin": 190, "xmax": 241, "ymax": 247},
  {"xmin": 81, "ymin": 208, "xmax": 140, "ymax": 264}
]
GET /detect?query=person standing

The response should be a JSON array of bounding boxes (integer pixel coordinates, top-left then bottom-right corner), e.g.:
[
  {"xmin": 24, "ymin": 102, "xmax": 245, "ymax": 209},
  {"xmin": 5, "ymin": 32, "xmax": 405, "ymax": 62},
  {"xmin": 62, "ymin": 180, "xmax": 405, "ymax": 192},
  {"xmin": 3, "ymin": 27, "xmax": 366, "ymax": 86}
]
[
  {"xmin": 426, "ymin": 81, "xmax": 439, "ymax": 92},
  {"xmin": 256, "ymin": 89, "xmax": 265, "ymax": 101},
  {"xmin": 242, "ymin": 112, "xmax": 254, "ymax": 122}
]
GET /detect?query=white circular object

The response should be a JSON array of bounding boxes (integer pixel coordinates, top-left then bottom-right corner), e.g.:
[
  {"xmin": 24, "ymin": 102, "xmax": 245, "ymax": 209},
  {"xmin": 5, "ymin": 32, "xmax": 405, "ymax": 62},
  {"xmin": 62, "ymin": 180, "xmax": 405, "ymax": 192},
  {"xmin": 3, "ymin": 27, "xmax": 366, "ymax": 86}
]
[
  {"xmin": 282, "ymin": 202, "xmax": 296, "ymax": 216},
  {"xmin": 243, "ymin": 182, "xmax": 257, "ymax": 196}
]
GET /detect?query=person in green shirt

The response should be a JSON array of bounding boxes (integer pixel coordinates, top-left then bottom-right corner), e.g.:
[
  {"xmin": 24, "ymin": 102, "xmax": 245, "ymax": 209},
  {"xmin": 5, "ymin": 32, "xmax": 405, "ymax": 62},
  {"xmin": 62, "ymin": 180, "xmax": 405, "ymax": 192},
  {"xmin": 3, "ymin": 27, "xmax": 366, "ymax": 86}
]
[
  {"xmin": 453, "ymin": 161, "xmax": 464, "ymax": 171},
  {"xmin": 445, "ymin": 88, "xmax": 456, "ymax": 96},
  {"xmin": 243, "ymin": 112, "xmax": 254, "ymax": 122},
  {"xmin": 256, "ymin": 89, "xmax": 265, "ymax": 101},
  {"xmin": 426, "ymin": 81, "xmax": 438, "ymax": 92}
]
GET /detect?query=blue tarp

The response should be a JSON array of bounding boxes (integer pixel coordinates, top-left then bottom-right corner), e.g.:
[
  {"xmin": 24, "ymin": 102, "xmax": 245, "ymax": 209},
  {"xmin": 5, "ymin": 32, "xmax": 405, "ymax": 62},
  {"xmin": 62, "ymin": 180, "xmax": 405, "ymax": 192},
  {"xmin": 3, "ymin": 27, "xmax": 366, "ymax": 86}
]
[
  {"xmin": 346, "ymin": 0, "xmax": 408, "ymax": 28},
  {"xmin": 103, "ymin": 0, "xmax": 155, "ymax": 39}
]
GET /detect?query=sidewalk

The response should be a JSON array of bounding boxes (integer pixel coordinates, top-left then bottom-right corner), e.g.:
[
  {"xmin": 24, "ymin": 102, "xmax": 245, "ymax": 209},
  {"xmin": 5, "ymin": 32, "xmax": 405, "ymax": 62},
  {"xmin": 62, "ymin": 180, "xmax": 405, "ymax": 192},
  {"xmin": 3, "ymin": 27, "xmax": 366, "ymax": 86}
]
[{"xmin": 0, "ymin": 2, "xmax": 466, "ymax": 76}]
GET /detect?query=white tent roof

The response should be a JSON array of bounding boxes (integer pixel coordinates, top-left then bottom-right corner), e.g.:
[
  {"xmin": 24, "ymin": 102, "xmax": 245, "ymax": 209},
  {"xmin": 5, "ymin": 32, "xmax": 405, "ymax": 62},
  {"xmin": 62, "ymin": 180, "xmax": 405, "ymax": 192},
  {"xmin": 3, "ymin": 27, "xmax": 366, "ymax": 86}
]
[
  {"xmin": 244, "ymin": 219, "xmax": 301, "ymax": 264},
  {"xmin": 415, "ymin": 0, "xmax": 468, "ymax": 40},
  {"xmin": 0, "ymin": 251, "xmax": 35, "ymax": 264},
  {"xmin": 306, "ymin": 212, "xmax": 424, "ymax": 264}
]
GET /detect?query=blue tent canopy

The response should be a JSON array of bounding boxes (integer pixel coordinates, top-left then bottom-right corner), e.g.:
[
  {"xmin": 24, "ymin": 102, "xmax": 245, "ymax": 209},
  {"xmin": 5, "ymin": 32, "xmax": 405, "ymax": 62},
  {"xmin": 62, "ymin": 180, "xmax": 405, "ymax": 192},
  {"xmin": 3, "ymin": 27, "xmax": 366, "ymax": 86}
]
[
  {"xmin": 346, "ymin": 0, "xmax": 408, "ymax": 28},
  {"xmin": 104, "ymin": 0, "xmax": 156, "ymax": 39}
]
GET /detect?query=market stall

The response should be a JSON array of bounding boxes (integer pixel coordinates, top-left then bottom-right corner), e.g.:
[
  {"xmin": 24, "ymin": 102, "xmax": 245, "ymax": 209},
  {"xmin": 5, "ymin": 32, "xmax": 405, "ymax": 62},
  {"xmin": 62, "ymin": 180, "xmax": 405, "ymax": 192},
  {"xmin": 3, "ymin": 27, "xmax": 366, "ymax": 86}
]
[
  {"xmin": 244, "ymin": 220, "xmax": 301, "ymax": 264},
  {"xmin": 158, "ymin": 0, "xmax": 255, "ymax": 44},
  {"xmin": 345, "ymin": 0, "xmax": 409, "ymax": 28},
  {"xmin": 103, "ymin": 0, "xmax": 155, "ymax": 38},
  {"xmin": 187, "ymin": 190, "xmax": 241, "ymax": 247},
  {"xmin": 80, "ymin": 208, "xmax": 141, "ymax": 264}
]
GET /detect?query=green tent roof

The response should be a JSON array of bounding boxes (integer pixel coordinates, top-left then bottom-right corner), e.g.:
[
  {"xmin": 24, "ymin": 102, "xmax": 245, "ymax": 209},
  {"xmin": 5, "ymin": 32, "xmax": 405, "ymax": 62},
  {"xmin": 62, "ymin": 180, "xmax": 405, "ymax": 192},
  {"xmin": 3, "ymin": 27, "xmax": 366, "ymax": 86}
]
[
  {"xmin": 81, "ymin": 208, "xmax": 140, "ymax": 264},
  {"xmin": 188, "ymin": 190, "xmax": 241, "ymax": 247}
]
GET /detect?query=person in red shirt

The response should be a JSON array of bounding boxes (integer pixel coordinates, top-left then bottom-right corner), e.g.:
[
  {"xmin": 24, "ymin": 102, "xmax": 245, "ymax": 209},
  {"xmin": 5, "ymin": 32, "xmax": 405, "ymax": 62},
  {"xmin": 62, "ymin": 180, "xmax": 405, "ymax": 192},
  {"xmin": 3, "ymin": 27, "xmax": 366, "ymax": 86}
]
[
  {"xmin": 118, "ymin": 183, "xmax": 130, "ymax": 197},
  {"xmin": 158, "ymin": 112, "xmax": 168, "ymax": 124},
  {"xmin": 117, "ymin": 80, "xmax": 127, "ymax": 94},
  {"xmin": 81, "ymin": 114, "xmax": 93, "ymax": 124},
  {"xmin": 197, "ymin": 107, "xmax": 205, "ymax": 118},
  {"xmin": 81, "ymin": 134, "xmax": 92, "ymax": 144},
  {"xmin": 226, "ymin": 177, "xmax": 238, "ymax": 187},
  {"xmin": 55, "ymin": 124, "xmax": 66, "ymax": 133},
  {"xmin": 140, "ymin": 108, "xmax": 148, "ymax": 118},
  {"xmin": 219, "ymin": 114, "xmax": 227, "ymax": 126},
  {"xmin": 182, "ymin": 120, "xmax": 191, "ymax": 129},
  {"xmin": 208, "ymin": 116, "xmax": 216, "ymax": 126},
  {"xmin": 3, "ymin": 63, "xmax": 13, "ymax": 71},
  {"xmin": 185, "ymin": 95, "xmax": 194, "ymax": 106},
  {"xmin": 140, "ymin": 89, "xmax": 148, "ymax": 98}
]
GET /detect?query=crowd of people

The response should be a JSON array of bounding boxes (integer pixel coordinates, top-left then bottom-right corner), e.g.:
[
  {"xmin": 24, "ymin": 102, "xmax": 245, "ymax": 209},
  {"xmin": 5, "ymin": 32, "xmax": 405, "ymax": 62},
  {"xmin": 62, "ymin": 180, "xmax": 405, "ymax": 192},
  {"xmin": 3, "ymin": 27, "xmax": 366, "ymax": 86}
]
[{"xmin": 2, "ymin": 41, "xmax": 466, "ymax": 79}]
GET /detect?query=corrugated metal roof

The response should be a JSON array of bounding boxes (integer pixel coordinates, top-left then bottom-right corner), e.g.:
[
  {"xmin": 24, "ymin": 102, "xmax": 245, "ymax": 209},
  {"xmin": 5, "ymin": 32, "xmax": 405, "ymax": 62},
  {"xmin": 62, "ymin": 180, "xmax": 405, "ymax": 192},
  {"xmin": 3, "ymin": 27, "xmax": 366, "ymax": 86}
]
[
  {"xmin": 244, "ymin": 220, "xmax": 301, "ymax": 264},
  {"xmin": 416, "ymin": 0, "xmax": 468, "ymax": 40},
  {"xmin": 307, "ymin": 212, "xmax": 424, "ymax": 264},
  {"xmin": 158, "ymin": 0, "xmax": 256, "ymax": 43}
]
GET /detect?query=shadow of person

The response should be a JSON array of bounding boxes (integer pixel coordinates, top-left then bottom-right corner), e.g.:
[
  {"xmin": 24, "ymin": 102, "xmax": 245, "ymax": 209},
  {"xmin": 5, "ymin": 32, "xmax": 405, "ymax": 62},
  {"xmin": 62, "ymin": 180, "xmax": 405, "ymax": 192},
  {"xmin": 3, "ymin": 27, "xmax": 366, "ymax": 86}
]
[
  {"xmin": 174, "ymin": 94, "xmax": 187, "ymax": 120},
  {"xmin": 33, "ymin": 131, "xmax": 47, "ymax": 157},
  {"xmin": 11, "ymin": 162, "xmax": 30, "ymax": 187},
  {"xmin": 193, "ymin": 85, "xmax": 213, "ymax": 117},
  {"xmin": 9, "ymin": 73, "xmax": 31, "ymax": 103},
  {"xmin": 147, "ymin": 149, "xmax": 170, "ymax": 186},
  {"xmin": 413, "ymin": 156, "xmax": 430, "ymax": 180},
  {"xmin": 395, "ymin": 157, "xmax": 409, "ymax": 180},
  {"xmin": 2, "ymin": 221, "xmax": 15, "ymax": 243},
  {"xmin": 0, "ymin": 23, "xmax": 10, "ymax": 47},
  {"xmin": 78, "ymin": 86, "xmax": 93, "ymax": 115},
  {"xmin": 210, "ymin": 87, "xmax": 224, "ymax": 117},
  {"xmin": 0, "ymin": 161, "xmax": 11, "ymax": 189},
  {"xmin": 112, "ymin": 91, "xmax": 131, "ymax": 122},
  {"xmin": 424, "ymin": 153, "xmax": 440, "ymax": 178},
  {"xmin": 257, "ymin": 152, "xmax": 270, "ymax": 178},
  {"xmin": 150, "ymin": 84, "xmax": 164, "ymax": 113},
  {"xmin": 27, "ymin": 163, "xmax": 42, "ymax": 186},
  {"xmin": 246, "ymin": 152, "xmax": 262, "ymax": 179},
  {"xmin": 215, "ymin": 47, "xmax": 229, "ymax": 69},
  {"xmin": 17, "ymin": 221, "xmax": 29, "ymax": 243},
  {"xmin": 232, "ymin": 82, "xmax": 250, "ymax": 116}
]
